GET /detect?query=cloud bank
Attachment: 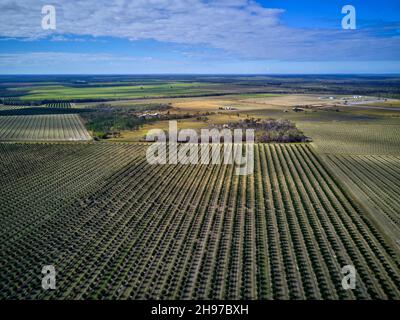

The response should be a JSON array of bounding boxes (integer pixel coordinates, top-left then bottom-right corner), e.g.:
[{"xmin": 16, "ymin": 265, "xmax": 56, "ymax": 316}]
[{"xmin": 0, "ymin": 0, "xmax": 399, "ymax": 61}]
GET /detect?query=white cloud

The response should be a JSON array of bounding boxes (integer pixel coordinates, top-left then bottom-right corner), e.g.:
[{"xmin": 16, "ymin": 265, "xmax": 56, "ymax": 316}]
[{"xmin": 0, "ymin": 0, "xmax": 399, "ymax": 61}]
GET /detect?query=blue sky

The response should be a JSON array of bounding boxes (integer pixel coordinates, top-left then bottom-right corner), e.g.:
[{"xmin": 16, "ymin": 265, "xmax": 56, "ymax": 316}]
[{"xmin": 0, "ymin": 0, "xmax": 399, "ymax": 74}]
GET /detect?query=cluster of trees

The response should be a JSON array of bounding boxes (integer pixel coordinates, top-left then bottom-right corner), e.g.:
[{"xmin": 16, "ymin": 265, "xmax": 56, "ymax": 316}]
[
  {"xmin": 82, "ymin": 108, "xmax": 144, "ymax": 139},
  {"xmin": 81, "ymin": 104, "xmax": 207, "ymax": 140},
  {"xmin": 220, "ymin": 118, "xmax": 308, "ymax": 143}
]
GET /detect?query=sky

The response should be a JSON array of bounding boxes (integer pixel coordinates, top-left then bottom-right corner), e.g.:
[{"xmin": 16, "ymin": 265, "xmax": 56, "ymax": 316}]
[{"xmin": 0, "ymin": 0, "xmax": 399, "ymax": 74}]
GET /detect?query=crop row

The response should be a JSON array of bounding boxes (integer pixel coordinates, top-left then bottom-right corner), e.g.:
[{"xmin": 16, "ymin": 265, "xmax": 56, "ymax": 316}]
[
  {"xmin": 325, "ymin": 154, "xmax": 400, "ymax": 240},
  {"xmin": 0, "ymin": 114, "xmax": 91, "ymax": 141},
  {"xmin": 0, "ymin": 143, "xmax": 399, "ymax": 299},
  {"xmin": 45, "ymin": 102, "xmax": 72, "ymax": 108},
  {"xmin": 298, "ymin": 122, "xmax": 400, "ymax": 156}
]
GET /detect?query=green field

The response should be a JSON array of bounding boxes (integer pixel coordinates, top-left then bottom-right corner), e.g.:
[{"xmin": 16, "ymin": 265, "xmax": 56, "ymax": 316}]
[{"xmin": 12, "ymin": 82, "xmax": 217, "ymax": 101}]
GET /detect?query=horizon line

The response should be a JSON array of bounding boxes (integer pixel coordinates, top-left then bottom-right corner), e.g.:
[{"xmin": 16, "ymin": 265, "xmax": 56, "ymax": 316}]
[{"xmin": 1, "ymin": 73, "xmax": 400, "ymax": 76}]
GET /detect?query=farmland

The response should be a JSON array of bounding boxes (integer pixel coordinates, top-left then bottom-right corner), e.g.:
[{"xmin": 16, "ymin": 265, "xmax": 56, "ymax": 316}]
[
  {"xmin": 45, "ymin": 102, "xmax": 72, "ymax": 108},
  {"xmin": 324, "ymin": 154, "xmax": 400, "ymax": 242},
  {"xmin": 297, "ymin": 121, "xmax": 400, "ymax": 156},
  {"xmin": 0, "ymin": 75, "xmax": 400, "ymax": 301},
  {"xmin": 0, "ymin": 143, "xmax": 399, "ymax": 299},
  {"xmin": 294, "ymin": 118, "xmax": 400, "ymax": 242},
  {"xmin": 9, "ymin": 82, "xmax": 220, "ymax": 101},
  {"xmin": 0, "ymin": 114, "xmax": 91, "ymax": 141},
  {"xmin": 2, "ymin": 74, "xmax": 400, "ymax": 103},
  {"xmin": 294, "ymin": 121, "xmax": 400, "ymax": 248}
]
